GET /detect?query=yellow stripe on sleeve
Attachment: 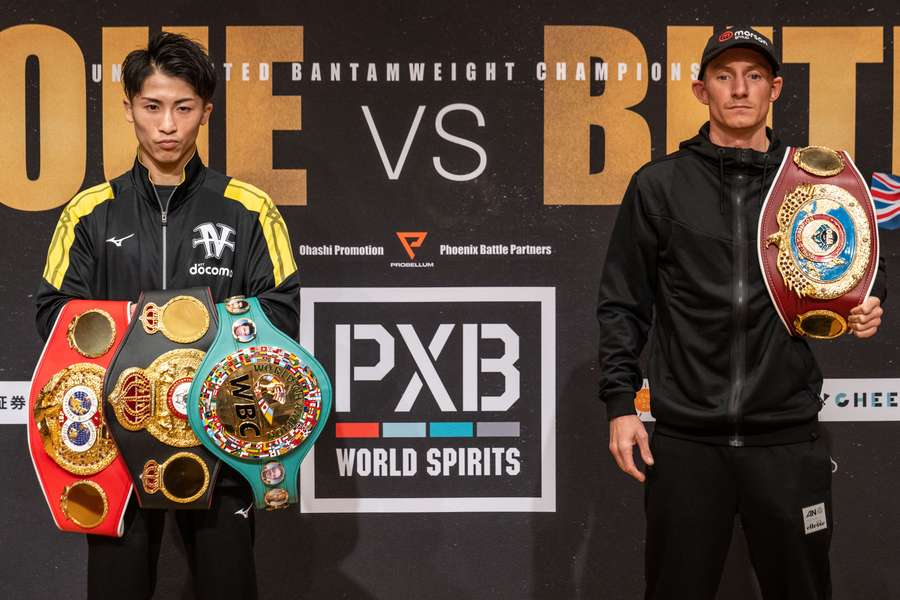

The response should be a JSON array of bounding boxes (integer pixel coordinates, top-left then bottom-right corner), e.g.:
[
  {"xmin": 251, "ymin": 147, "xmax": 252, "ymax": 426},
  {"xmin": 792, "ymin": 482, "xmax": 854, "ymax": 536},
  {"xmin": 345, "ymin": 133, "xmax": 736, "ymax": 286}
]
[
  {"xmin": 42, "ymin": 182, "xmax": 115, "ymax": 289},
  {"xmin": 223, "ymin": 179, "xmax": 298, "ymax": 286}
]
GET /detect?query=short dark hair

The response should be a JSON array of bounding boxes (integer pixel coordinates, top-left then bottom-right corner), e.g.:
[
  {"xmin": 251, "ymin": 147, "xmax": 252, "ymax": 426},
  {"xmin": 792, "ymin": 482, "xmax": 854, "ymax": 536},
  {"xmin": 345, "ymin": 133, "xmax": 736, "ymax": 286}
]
[{"xmin": 122, "ymin": 32, "xmax": 216, "ymax": 103}]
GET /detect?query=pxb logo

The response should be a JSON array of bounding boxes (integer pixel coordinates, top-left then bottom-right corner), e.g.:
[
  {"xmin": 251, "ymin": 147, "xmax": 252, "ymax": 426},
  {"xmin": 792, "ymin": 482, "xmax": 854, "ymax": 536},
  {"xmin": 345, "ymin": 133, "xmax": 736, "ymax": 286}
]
[
  {"xmin": 335, "ymin": 323, "xmax": 519, "ymax": 414},
  {"xmin": 299, "ymin": 287, "xmax": 556, "ymax": 513}
]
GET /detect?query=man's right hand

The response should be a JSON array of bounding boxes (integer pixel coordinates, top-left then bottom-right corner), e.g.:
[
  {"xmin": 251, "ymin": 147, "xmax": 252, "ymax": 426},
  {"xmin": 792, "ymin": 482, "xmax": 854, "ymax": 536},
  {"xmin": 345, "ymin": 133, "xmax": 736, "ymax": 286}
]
[{"xmin": 608, "ymin": 414, "xmax": 654, "ymax": 483}]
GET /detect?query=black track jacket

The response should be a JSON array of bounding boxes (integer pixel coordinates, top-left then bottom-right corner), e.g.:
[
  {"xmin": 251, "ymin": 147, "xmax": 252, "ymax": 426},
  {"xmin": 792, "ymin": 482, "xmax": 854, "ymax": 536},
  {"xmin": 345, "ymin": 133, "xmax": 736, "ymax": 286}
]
[
  {"xmin": 35, "ymin": 152, "xmax": 300, "ymax": 341},
  {"xmin": 597, "ymin": 124, "xmax": 886, "ymax": 446}
]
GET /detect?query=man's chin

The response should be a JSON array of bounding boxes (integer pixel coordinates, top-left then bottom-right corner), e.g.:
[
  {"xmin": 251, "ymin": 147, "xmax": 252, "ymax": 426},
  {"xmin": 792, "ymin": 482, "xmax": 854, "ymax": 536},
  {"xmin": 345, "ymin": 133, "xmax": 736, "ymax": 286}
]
[
  {"xmin": 722, "ymin": 116, "xmax": 766, "ymax": 131},
  {"xmin": 144, "ymin": 148, "xmax": 190, "ymax": 170}
]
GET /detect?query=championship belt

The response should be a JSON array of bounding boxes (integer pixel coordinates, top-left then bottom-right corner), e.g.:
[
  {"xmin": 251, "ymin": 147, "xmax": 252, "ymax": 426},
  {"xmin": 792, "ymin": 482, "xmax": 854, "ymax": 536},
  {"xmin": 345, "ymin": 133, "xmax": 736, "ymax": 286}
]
[
  {"xmin": 758, "ymin": 146, "xmax": 880, "ymax": 339},
  {"xmin": 103, "ymin": 288, "xmax": 221, "ymax": 508},
  {"xmin": 28, "ymin": 300, "xmax": 133, "ymax": 536},
  {"xmin": 188, "ymin": 296, "xmax": 332, "ymax": 510}
]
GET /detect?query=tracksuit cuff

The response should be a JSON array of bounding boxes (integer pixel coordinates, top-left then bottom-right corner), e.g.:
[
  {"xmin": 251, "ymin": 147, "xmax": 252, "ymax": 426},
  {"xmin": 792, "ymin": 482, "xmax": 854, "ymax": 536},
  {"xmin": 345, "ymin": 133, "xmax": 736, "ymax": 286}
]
[{"xmin": 604, "ymin": 392, "xmax": 637, "ymax": 421}]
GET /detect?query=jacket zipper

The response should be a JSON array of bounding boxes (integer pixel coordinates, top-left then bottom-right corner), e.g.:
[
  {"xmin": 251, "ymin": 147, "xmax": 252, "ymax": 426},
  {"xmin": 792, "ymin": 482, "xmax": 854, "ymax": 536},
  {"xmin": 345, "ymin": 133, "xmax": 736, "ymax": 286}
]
[
  {"xmin": 728, "ymin": 166, "xmax": 748, "ymax": 447},
  {"xmin": 151, "ymin": 183, "xmax": 179, "ymax": 290}
]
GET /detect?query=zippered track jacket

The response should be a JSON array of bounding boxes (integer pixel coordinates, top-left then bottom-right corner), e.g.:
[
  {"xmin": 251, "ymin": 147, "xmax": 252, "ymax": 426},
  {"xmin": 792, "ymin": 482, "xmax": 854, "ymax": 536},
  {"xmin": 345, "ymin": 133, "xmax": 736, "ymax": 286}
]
[
  {"xmin": 597, "ymin": 124, "xmax": 886, "ymax": 446},
  {"xmin": 35, "ymin": 152, "xmax": 300, "ymax": 342}
]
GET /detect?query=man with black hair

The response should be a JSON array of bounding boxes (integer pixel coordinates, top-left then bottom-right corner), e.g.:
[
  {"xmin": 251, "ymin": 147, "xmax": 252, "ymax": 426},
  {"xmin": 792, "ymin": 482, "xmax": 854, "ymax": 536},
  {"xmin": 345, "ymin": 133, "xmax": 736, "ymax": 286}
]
[
  {"xmin": 597, "ymin": 26, "xmax": 885, "ymax": 599},
  {"xmin": 36, "ymin": 32, "xmax": 298, "ymax": 599}
]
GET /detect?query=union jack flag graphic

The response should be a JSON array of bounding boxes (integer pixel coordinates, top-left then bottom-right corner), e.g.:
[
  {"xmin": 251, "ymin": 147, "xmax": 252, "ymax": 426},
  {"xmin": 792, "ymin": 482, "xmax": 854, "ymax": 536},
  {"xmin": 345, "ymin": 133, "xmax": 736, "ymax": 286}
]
[{"xmin": 870, "ymin": 172, "xmax": 900, "ymax": 230}]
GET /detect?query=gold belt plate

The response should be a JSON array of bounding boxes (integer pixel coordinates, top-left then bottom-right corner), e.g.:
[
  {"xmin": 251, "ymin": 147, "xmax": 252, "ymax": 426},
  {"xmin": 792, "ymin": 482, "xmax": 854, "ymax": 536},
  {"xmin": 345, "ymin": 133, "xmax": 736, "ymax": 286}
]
[
  {"xmin": 792, "ymin": 146, "xmax": 845, "ymax": 177},
  {"xmin": 140, "ymin": 452, "xmax": 210, "ymax": 504},
  {"xmin": 764, "ymin": 183, "xmax": 871, "ymax": 300},
  {"xmin": 139, "ymin": 296, "xmax": 209, "ymax": 344},
  {"xmin": 109, "ymin": 349, "xmax": 205, "ymax": 447},
  {"xmin": 66, "ymin": 309, "xmax": 116, "ymax": 358},
  {"xmin": 34, "ymin": 363, "xmax": 118, "ymax": 476},
  {"xmin": 60, "ymin": 480, "xmax": 109, "ymax": 528}
]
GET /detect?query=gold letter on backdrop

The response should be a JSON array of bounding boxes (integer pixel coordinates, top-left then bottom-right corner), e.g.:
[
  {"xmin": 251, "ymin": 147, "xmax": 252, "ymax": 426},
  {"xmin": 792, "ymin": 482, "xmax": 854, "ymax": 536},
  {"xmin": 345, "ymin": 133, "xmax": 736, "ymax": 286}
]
[
  {"xmin": 543, "ymin": 26, "xmax": 649, "ymax": 205},
  {"xmin": 783, "ymin": 27, "xmax": 882, "ymax": 157},
  {"xmin": 103, "ymin": 26, "xmax": 209, "ymax": 180},
  {"xmin": 666, "ymin": 26, "xmax": 773, "ymax": 153},
  {"xmin": 226, "ymin": 26, "xmax": 305, "ymax": 205},
  {"xmin": 0, "ymin": 24, "xmax": 86, "ymax": 211}
]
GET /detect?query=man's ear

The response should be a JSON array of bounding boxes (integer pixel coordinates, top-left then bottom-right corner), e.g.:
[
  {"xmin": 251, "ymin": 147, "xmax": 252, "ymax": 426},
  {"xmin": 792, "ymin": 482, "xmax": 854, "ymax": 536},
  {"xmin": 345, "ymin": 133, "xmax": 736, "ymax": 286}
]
[
  {"xmin": 123, "ymin": 96, "xmax": 135, "ymax": 123},
  {"xmin": 691, "ymin": 79, "xmax": 709, "ymax": 106},
  {"xmin": 769, "ymin": 76, "xmax": 784, "ymax": 103},
  {"xmin": 200, "ymin": 101, "xmax": 213, "ymax": 126}
]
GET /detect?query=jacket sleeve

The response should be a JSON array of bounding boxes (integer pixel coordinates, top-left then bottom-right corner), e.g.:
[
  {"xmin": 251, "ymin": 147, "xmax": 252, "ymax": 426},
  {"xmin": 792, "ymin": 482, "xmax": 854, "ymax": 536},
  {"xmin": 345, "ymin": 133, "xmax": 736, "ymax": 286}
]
[
  {"xmin": 35, "ymin": 203, "xmax": 101, "ymax": 342},
  {"xmin": 242, "ymin": 199, "xmax": 301, "ymax": 341},
  {"xmin": 596, "ymin": 173, "xmax": 658, "ymax": 420}
]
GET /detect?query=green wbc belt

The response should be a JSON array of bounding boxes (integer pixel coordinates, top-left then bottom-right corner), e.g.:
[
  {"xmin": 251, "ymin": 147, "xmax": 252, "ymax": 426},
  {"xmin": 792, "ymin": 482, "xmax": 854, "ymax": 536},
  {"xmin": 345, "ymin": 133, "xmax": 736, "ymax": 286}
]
[{"xmin": 188, "ymin": 296, "xmax": 332, "ymax": 510}]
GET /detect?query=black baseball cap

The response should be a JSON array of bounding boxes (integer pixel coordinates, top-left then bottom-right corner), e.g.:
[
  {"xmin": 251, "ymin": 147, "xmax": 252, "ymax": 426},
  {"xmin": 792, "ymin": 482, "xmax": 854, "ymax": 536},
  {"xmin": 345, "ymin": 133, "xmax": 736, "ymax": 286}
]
[{"xmin": 699, "ymin": 26, "xmax": 780, "ymax": 79}]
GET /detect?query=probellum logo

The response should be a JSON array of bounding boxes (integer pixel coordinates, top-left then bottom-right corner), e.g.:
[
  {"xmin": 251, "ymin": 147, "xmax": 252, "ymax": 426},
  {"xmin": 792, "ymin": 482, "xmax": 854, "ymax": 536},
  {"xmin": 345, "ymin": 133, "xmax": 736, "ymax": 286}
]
[
  {"xmin": 299, "ymin": 287, "xmax": 556, "ymax": 512},
  {"xmin": 392, "ymin": 231, "xmax": 434, "ymax": 268},
  {"xmin": 396, "ymin": 232, "xmax": 427, "ymax": 259}
]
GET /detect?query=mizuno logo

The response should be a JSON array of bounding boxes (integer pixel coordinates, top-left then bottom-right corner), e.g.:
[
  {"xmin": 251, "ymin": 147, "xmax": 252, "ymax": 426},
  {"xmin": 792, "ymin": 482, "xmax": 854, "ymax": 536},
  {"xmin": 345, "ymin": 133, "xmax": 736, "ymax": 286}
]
[
  {"xmin": 234, "ymin": 504, "xmax": 253, "ymax": 519},
  {"xmin": 192, "ymin": 222, "xmax": 236, "ymax": 259},
  {"xmin": 106, "ymin": 233, "xmax": 134, "ymax": 247}
]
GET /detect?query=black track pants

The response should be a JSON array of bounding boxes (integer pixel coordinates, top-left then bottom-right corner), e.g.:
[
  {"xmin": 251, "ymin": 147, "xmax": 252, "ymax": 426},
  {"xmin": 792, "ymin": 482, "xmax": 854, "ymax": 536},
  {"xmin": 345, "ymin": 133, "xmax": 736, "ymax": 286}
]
[
  {"xmin": 86, "ymin": 484, "xmax": 257, "ymax": 600},
  {"xmin": 645, "ymin": 433, "xmax": 832, "ymax": 600}
]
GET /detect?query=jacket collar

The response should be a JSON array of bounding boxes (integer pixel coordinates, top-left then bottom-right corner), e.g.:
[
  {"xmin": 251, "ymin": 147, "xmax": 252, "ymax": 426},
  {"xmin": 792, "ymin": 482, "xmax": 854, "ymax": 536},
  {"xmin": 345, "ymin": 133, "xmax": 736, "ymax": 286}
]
[
  {"xmin": 680, "ymin": 122, "xmax": 785, "ymax": 171},
  {"xmin": 131, "ymin": 148, "xmax": 206, "ymax": 213}
]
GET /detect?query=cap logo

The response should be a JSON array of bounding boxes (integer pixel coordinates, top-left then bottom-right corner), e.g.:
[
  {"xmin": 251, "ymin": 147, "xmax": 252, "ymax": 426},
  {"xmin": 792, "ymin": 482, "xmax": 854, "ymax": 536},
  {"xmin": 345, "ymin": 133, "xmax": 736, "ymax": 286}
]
[
  {"xmin": 733, "ymin": 29, "xmax": 769, "ymax": 46},
  {"xmin": 718, "ymin": 31, "xmax": 734, "ymax": 42}
]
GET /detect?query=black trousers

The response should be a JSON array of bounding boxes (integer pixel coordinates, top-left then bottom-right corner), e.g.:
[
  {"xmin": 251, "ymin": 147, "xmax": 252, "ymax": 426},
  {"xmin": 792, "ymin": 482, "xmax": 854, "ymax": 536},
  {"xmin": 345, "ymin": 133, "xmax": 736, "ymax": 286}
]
[
  {"xmin": 645, "ymin": 433, "xmax": 832, "ymax": 600},
  {"xmin": 86, "ymin": 484, "xmax": 257, "ymax": 600}
]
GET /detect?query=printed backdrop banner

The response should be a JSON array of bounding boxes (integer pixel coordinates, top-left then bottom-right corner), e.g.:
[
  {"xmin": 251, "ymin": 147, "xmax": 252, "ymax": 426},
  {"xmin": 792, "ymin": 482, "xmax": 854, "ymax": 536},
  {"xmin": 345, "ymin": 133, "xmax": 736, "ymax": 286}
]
[{"xmin": 1, "ymin": 2, "xmax": 899, "ymax": 599}]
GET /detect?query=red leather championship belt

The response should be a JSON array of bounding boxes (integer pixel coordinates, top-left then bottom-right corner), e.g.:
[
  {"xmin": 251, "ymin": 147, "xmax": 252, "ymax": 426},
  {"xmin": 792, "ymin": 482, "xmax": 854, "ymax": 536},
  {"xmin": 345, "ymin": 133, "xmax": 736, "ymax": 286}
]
[
  {"xmin": 758, "ymin": 146, "xmax": 880, "ymax": 339},
  {"xmin": 28, "ymin": 300, "xmax": 133, "ymax": 536}
]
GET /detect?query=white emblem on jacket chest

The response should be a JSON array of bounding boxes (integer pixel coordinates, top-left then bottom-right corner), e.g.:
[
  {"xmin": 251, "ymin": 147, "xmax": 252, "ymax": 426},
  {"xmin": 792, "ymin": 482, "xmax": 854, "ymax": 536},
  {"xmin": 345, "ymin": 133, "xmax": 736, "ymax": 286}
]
[
  {"xmin": 192, "ymin": 223, "xmax": 236, "ymax": 259},
  {"xmin": 106, "ymin": 233, "xmax": 135, "ymax": 247}
]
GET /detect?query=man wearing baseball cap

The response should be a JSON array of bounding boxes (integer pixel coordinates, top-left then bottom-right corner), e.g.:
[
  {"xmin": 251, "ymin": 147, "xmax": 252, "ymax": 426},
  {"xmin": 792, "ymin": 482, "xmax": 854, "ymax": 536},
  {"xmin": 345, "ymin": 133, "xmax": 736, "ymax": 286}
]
[{"xmin": 597, "ymin": 26, "xmax": 885, "ymax": 599}]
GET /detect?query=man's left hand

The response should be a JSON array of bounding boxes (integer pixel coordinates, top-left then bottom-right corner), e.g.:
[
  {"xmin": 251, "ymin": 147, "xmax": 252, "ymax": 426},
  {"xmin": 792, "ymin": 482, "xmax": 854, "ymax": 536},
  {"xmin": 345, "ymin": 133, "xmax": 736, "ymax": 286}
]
[{"xmin": 848, "ymin": 296, "xmax": 883, "ymax": 339}]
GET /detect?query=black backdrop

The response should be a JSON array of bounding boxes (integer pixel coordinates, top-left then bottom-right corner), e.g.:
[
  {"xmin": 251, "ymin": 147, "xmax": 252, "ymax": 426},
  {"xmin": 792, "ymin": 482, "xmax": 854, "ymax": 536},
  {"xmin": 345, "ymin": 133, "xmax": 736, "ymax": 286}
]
[{"xmin": 1, "ymin": 2, "xmax": 899, "ymax": 598}]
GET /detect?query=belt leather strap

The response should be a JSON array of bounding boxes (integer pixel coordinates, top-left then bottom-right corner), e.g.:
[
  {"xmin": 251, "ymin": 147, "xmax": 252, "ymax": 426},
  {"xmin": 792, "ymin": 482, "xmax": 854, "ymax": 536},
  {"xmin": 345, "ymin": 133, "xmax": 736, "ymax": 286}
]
[
  {"xmin": 28, "ymin": 299, "xmax": 133, "ymax": 536},
  {"xmin": 758, "ymin": 146, "xmax": 880, "ymax": 339},
  {"xmin": 103, "ymin": 288, "xmax": 221, "ymax": 509},
  {"xmin": 188, "ymin": 296, "xmax": 332, "ymax": 510}
]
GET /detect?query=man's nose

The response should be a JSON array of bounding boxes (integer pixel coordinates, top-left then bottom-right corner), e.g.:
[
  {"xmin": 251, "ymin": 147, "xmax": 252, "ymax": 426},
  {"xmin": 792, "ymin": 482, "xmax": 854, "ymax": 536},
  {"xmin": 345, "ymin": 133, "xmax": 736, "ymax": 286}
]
[{"xmin": 159, "ymin": 109, "xmax": 177, "ymax": 133}]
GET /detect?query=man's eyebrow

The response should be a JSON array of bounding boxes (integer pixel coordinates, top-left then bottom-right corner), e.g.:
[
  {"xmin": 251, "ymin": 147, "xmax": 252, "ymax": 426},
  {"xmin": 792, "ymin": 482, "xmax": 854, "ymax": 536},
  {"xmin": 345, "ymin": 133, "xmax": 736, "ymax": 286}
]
[
  {"xmin": 136, "ymin": 96, "xmax": 197, "ymax": 104},
  {"xmin": 709, "ymin": 61, "xmax": 767, "ymax": 73}
]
